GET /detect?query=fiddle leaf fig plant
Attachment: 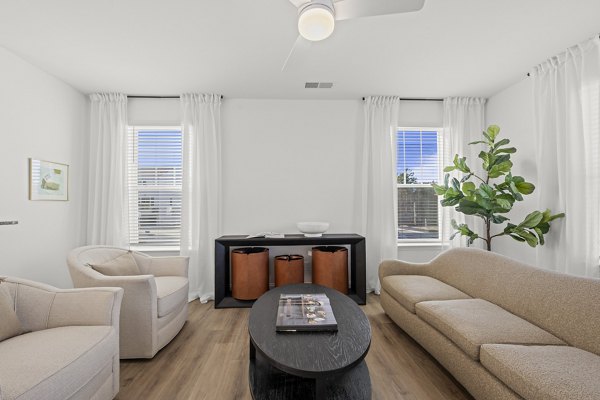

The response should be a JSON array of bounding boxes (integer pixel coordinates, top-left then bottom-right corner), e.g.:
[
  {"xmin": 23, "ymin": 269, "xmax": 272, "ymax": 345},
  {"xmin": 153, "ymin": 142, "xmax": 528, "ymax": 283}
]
[{"xmin": 431, "ymin": 125, "xmax": 564, "ymax": 251}]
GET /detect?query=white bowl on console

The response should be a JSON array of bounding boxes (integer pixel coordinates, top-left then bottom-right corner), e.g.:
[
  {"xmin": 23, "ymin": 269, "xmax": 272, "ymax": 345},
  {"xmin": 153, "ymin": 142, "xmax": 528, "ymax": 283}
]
[{"xmin": 297, "ymin": 222, "xmax": 330, "ymax": 237}]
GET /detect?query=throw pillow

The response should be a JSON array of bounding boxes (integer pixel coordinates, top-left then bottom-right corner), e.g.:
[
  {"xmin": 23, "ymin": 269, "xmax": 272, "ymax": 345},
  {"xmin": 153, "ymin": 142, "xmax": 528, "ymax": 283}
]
[
  {"xmin": 90, "ymin": 252, "xmax": 141, "ymax": 276},
  {"xmin": 0, "ymin": 281, "xmax": 25, "ymax": 342}
]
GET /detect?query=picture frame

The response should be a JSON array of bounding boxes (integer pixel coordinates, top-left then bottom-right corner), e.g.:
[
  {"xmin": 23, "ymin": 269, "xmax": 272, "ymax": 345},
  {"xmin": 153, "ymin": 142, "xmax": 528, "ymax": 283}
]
[{"xmin": 29, "ymin": 159, "xmax": 69, "ymax": 201}]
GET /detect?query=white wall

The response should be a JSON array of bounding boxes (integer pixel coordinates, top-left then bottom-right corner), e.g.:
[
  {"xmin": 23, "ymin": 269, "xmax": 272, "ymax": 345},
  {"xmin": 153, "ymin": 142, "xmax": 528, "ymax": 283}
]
[
  {"xmin": 128, "ymin": 97, "xmax": 445, "ymax": 265},
  {"xmin": 485, "ymin": 78, "xmax": 538, "ymax": 265},
  {"xmin": 221, "ymin": 99, "xmax": 361, "ymax": 234},
  {"xmin": 0, "ymin": 47, "xmax": 88, "ymax": 288}
]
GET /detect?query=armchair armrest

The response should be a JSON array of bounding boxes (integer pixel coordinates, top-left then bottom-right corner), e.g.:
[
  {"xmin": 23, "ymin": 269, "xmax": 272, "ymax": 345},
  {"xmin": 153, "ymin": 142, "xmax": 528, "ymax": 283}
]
[
  {"xmin": 132, "ymin": 253, "xmax": 189, "ymax": 277},
  {"xmin": 378, "ymin": 259, "xmax": 433, "ymax": 281}
]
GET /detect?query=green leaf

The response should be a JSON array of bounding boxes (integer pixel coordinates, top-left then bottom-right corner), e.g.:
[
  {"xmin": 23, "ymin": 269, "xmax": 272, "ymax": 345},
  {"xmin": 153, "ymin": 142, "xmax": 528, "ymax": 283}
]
[
  {"xmin": 462, "ymin": 181, "xmax": 476, "ymax": 195},
  {"xmin": 443, "ymin": 166, "xmax": 456, "ymax": 172},
  {"xmin": 491, "ymin": 214, "xmax": 510, "ymax": 224},
  {"xmin": 509, "ymin": 234, "xmax": 526, "ymax": 242},
  {"xmin": 431, "ymin": 183, "xmax": 447, "ymax": 195},
  {"xmin": 487, "ymin": 125, "xmax": 501, "ymax": 141},
  {"xmin": 460, "ymin": 173, "xmax": 473, "ymax": 183},
  {"xmin": 519, "ymin": 211, "xmax": 543, "ymax": 228},
  {"xmin": 468, "ymin": 140, "xmax": 489, "ymax": 146},
  {"xmin": 495, "ymin": 198, "xmax": 512, "ymax": 210},
  {"xmin": 493, "ymin": 138, "xmax": 510, "ymax": 149},
  {"xmin": 508, "ymin": 181, "xmax": 524, "ymax": 201},
  {"xmin": 495, "ymin": 147, "xmax": 517, "ymax": 154},
  {"xmin": 456, "ymin": 199, "xmax": 489, "ymax": 216},
  {"xmin": 515, "ymin": 182, "xmax": 535, "ymax": 195}
]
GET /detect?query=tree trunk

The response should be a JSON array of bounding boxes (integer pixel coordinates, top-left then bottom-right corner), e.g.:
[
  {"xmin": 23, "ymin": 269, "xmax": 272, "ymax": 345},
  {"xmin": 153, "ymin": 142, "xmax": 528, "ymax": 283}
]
[{"xmin": 486, "ymin": 218, "xmax": 492, "ymax": 251}]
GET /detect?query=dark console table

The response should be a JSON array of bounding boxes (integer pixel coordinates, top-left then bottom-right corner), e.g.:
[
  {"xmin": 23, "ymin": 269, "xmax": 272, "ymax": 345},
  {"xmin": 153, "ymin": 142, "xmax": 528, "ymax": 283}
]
[{"xmin": 214, "ymin": 234, "xmax": 366, "ymax": 308}]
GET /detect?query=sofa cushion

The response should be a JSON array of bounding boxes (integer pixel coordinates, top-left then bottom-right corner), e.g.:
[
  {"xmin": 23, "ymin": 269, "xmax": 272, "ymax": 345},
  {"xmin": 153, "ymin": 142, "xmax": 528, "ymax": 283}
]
[
  {"xmin": 381, "ymin": 275, "xmax": 471, "ymax": 313},
  {"xmin": 89, "ymin": 251, "xmax": 141, "ymax": 276},
  {"xmin": 155, "ymin": 276, "xmax": 189, "ymax": 317},
  {"xmin": 0, "ymin": 283, "xmax": 24, "ymax": 342},
  {"xmin": 0, "ymin": 325, "xmax": 116, "ymax": 400},
  {"xmin": 481, "ymin": 344, "xmax": 600, "ymax": 400},
  {"xmin": 415, "ymin": 299, "xmax": 565, "ymax": 360}
]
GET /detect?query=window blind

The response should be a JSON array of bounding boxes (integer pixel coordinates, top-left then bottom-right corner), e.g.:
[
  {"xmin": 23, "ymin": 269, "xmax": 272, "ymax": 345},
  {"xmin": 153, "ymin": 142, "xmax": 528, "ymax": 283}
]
[
  {"xmin": 396, "ymin": 129, "xmax": 442, "ymax": 240},
  {"xmin": 127, "ymin": 126, "xmax": 182, "ymax": 248}
]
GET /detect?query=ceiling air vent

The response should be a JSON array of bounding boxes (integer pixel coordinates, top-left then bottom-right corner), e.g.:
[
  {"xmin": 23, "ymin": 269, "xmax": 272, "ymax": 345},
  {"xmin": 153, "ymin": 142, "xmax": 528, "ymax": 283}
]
[{"xmin": 305, "ymin": 82, "xmax": 334, "ymax": 89}]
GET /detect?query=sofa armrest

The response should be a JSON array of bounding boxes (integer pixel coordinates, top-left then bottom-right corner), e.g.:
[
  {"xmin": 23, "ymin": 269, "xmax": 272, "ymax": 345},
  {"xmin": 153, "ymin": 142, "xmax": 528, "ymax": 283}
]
[
  {"xmin": 4, "ymin": 277, "xmax": 123, "ymax": 331},
  {"xmin": 378, "ymin": 259, "xmax": 432, "ymax": 281}
]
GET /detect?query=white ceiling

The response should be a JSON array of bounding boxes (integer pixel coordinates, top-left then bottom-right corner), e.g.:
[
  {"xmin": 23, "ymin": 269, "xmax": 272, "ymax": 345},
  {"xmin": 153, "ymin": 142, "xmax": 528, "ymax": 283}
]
[{"xmin": 0, "ymin": 0, "xmax": 599, "ymax": 99}]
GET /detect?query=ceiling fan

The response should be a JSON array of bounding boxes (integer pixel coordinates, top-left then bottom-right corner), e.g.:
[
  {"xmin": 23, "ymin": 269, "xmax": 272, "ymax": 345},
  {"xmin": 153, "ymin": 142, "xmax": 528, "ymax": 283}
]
[{"xmin": 282, "ymin": 0, "xmax": 426, "ymax": 71}]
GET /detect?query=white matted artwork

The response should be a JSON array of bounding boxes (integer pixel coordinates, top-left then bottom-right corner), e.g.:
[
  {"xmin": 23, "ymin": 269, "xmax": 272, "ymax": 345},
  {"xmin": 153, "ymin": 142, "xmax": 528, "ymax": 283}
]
[{"xmin": 29, "ymin": 159, "xmax": 69, "ymax": 201}]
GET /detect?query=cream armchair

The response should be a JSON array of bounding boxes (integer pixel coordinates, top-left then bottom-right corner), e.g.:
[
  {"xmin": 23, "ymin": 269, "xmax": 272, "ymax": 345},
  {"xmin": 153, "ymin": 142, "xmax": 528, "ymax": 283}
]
[
  {"xmin": 0, "ymin": 277, "xmax": 123, "ymax": 400},
  {"xmin": 67, "ymin": 246, "xmax": 189, "ymax": 359}
]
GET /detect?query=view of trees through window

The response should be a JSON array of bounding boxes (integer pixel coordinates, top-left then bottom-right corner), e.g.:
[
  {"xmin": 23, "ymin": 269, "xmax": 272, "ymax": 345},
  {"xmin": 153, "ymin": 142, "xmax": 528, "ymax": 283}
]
[{"xmin": 396, "ymin": 129, "xmax": 441, "ymax": 240}]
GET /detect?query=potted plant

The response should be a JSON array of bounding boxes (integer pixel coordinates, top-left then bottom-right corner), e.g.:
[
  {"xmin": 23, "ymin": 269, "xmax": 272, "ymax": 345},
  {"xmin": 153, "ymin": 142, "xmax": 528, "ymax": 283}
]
[{"xmin": 432, "ymin": 125, "xmax": 564, "ymax": 251}]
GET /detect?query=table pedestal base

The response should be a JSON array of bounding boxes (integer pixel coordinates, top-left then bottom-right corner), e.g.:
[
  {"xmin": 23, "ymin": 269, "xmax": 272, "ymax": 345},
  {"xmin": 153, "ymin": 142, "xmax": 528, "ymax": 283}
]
[{"xmin": 249, "ymin": 352, "xmax": 371, "ymax": 400}]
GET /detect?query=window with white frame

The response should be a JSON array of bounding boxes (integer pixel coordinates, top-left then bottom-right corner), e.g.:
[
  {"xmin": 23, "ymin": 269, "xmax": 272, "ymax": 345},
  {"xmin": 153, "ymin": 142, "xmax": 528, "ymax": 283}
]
[
  {"xmin": 396, "ymin": 128, "xmax": 442, "ymax": 242},
  {"xmin": 127, "ymin": 126, "xmax": 182, "ymax": 249}
]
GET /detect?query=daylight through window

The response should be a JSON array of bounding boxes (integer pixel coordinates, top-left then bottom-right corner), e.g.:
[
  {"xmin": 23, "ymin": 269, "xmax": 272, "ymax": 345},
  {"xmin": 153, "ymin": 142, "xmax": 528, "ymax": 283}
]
[
  {"xmin": 396, "ymin": 128, "xmax": 442, "ymax": 241},
  {"xmin": 127, "ymin": 126, "xmax": 183, "ymax": 248}
]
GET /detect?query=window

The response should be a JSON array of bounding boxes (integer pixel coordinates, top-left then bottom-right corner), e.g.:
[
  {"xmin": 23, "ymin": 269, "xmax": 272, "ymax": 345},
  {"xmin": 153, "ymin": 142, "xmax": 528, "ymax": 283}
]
[
  {"xmin": 127, "ymin": 126, "xmax": 183, "ymax": 249},
  {"xmin": 396, "ymin": 128, "xmax": 442, "ymax": 242}
]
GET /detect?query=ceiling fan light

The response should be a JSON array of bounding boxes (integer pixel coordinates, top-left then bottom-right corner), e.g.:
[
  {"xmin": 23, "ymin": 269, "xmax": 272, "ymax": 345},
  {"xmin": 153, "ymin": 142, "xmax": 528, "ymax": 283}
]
[{"xmin": 298, "ymin": 4, "xmax": 335, "ymax": 42}]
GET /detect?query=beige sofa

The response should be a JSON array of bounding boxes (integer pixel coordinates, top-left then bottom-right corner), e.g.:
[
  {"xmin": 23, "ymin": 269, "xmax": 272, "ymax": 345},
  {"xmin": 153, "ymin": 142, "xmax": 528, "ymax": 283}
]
[
  {"xmin": 379, "ymin": 248, "xmax": 600, "ymax": 400},
  {"xmin": 67, "ymin": 246, "xmax": 189, "ymax": 359},
  {"xmin": 0, "ymin": 277, "xmax": 123, "ymax": 400}
]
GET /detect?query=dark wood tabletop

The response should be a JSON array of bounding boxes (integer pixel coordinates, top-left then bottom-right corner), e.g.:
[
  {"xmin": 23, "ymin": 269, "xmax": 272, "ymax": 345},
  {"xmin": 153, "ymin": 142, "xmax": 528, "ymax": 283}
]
[{"xmin": 248, "ymin": 284, "xmax": 371, "ymax": 379}]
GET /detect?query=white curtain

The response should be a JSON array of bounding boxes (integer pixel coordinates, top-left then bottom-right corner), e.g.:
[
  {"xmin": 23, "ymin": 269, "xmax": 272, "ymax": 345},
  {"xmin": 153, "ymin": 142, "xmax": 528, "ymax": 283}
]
[
  {"xmin": 360, "ymin": 96, "xmax": 400, "ymax": 293},
  {"xmin": 180, "ymin": 94, "xmax": 222, "ymax": 302},
  {"xmin": 442, "ymin": 97, "xmax": 487, "ymax": 248},
  {"xmin": 532, "ymin": 36, "xmax": 600, "ymax": 278},
  {"xmin": 87, "ymin": 93, "xmax": 129, "ymax": 246}
]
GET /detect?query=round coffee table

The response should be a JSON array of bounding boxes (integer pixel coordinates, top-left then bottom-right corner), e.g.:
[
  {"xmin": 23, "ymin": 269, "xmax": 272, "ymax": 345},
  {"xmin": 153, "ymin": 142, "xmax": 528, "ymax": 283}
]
[{"xmin": 248, "ymin": 284, "xmax": 371, "ymax": 400}]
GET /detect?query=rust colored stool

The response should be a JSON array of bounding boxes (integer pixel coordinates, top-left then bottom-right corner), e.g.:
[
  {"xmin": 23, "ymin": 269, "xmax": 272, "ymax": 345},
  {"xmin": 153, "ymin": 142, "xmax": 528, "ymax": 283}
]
[
  {"xmin": 231, "ymin": 247, "xmax": 269, "ymax": 300},
  {"xmin": 311, "ymin": 246, "xmax": 348, "ymax": 294},
  {"xmin": 274, "ymin": 255, "xmax": 304, "ymax": 287}
]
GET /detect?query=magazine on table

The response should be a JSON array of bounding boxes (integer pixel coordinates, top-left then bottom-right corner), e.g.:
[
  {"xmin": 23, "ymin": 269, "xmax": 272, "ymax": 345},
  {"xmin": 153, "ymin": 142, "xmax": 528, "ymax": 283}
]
[{"xmin": 276, "ymin": 293, "xmax": 338, "ymax": 332}]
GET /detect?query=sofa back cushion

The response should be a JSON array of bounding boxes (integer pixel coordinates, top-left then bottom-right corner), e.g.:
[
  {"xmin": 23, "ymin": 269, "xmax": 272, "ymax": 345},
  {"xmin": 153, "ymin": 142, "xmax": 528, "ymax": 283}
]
[
  {"xmin": 428, "ymin": 248, "xmax": 600, "ymax": 356},
  {"xmin": 0, "ymin": 282, "xmax": 24, "ymax": 341}
]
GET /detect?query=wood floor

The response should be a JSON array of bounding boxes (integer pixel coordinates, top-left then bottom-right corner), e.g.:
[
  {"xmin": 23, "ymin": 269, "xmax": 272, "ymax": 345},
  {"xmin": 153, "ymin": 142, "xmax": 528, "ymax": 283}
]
[{"xmin": 118, "ymin": 294, "xmax": 473, "ymax": 400}]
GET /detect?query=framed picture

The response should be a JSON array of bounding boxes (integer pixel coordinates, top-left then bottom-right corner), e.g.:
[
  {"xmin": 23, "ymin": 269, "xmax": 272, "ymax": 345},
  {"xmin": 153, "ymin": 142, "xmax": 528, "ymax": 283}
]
[{"xmin": 29, "ymin": 159, "xmax": 69, "ymax": 201}]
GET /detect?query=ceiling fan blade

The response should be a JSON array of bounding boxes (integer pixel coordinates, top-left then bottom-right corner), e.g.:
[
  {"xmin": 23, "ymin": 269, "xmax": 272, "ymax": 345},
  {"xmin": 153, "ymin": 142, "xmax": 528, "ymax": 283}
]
[
  {"xmin": 333, "ymin": 0, "xmax": 425, "ymax": 21},
  {"xmin": 281, "ymin": 35, "xmax": 313, "ymax": 72}
]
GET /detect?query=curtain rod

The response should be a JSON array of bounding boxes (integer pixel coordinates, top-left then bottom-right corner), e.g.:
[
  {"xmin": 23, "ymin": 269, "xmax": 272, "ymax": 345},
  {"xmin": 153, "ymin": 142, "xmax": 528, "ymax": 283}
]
[
  {"xmin": 127, "ymin": 95, "xmax": 224, "ymax": 99},
  {"xmin": 361, "ymin": 97, "xmax": 443, "ymax": 101},
  {"xmin": 526, "ymin": 34, "xmax": 600, "ymax": 77}
]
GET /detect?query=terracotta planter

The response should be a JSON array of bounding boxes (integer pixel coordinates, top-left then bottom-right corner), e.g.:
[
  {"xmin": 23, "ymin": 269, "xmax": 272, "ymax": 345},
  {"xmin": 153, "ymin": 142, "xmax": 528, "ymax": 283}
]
[
  {"xmin": 311, "ymin": 246, "xmax": 348, "ymax": 294},
  {"xmin": 274, "ymin": 255, "xmax": 304, "ymax": 287},
  {"xmin": 231, "ymin": 247, "xmax": 269, "ymax": 300}
]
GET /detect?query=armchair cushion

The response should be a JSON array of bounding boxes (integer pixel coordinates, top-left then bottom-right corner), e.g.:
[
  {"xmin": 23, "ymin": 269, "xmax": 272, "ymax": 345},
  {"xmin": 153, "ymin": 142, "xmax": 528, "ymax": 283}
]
[
  {"xmin": 155, "ymin": 276, "xmax": 189, "ymax": 317},
  {"xmin": 0, "ymin": 283, "xmax": 24, "ymax": 342},
  {"xmin": 89, "ymin": 252, "xmax": 141, "ymax": 276}
]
